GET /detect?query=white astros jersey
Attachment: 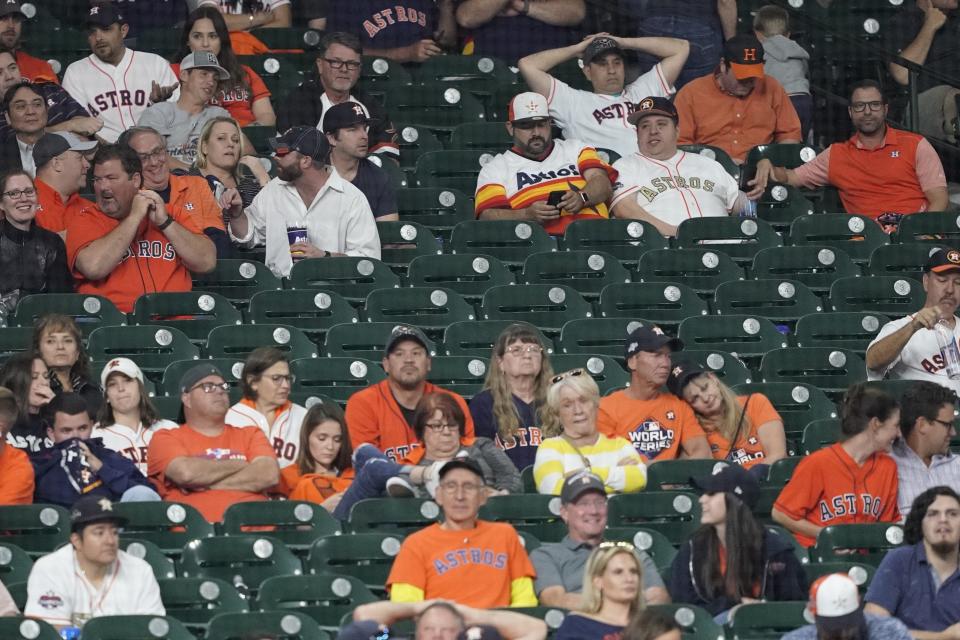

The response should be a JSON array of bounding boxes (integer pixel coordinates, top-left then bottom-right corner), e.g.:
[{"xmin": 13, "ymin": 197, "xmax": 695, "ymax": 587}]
[
  {"xmin": 95, "ymin": 420, "xmax": 179, "ymax": 475},
  {"xmin": 867, "ymin": 314, "xmax": 960, "ymax": 396},
  {"xmin": 62, "ymin": 48, "xmax": 179, "ymax": 143},
  {"xmin": 225, "ymin": 400, "xmax": 306, "ymax": 468},
  {"xmin": 546, "ymin": 63, "xmax": 674, "ymax": 159},
  {"xmin": 611, "ymin": 149, "xmax": 739, "ymax": 227}
]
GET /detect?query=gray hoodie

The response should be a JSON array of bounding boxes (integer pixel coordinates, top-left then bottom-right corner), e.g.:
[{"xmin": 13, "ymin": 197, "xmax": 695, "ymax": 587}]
[{"xmin": 762, "ymin": 34, "xmax": 810, "ymax": 95}]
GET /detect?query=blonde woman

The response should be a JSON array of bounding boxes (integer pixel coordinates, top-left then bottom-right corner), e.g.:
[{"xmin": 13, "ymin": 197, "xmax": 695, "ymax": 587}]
[
  {"xmin": 555, "ymin": 543, "xmax": 646, "ymax": 639},
  {"xmin": 469, "ymin": 324, "xmax": 554, "ymax": 471},
  {"xmin": 533, "ymin": 370, "xmax": 646, "ymax": 495},
  {"xmin": 190, "ymin": 116, "xmax": 270, "ymax": 209},
  {"xmin": 666, "ymin": 361, "xmax": 787, "ymax": 474}
]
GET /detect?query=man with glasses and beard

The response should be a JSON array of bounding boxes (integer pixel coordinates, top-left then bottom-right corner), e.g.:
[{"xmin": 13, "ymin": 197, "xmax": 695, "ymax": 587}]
[
  {"xmin": 474, "ymin": 91, "xmax": 617, "ymax": 236},
  {"xmin": 865, "ymin": 486, "xmax": 960, "ymax": 638},
  {"xmin": 228, "ymin": 125, "xmax": 380, "ymax": 278},
  {"xmin": 749, "ymin": 79, "xmax": 948, "ymax": 227}
]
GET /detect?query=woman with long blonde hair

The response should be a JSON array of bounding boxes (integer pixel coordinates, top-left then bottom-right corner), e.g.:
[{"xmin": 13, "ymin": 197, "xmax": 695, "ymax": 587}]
[{"xmin": 469, "ymin": 324, "xmax": 554, "ymax": 471}]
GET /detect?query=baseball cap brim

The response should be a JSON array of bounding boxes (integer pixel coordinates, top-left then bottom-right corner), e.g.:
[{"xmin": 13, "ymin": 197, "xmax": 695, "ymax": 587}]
[
  {"xmin": 816, "ymin": 608, "xmax": 867, "ymax": 633},
  {"xmin": 729, "ymin": 62, "xmax": 764, "ymax": 80},
  {"xmin": 195, "ymin": 66, "xmax": 230, "ymax": 80},
  {"xmin": 628, "ymin": 108, "xmax": 678, "ymax": 125},
  {"xmin": 930, "ymin": 264, "xmax": 960, "ymax": 274}
]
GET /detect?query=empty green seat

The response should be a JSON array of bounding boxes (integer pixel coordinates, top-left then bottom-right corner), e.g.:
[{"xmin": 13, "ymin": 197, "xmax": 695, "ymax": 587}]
[
  {"xmin": 759, "ymin": 347, "xmax": 867, "ymax": 398},
  {"xmin": 407, "ymin": 253, "xmax": 515, "ymax": 302},
  {"xmin": 557, "ymin": 318, "xmax": 645, "ymax": 358},
  {"xmin": 442, "ymin": 320, "xmax": 552, "ymax": 357},
  {"xmin": 205, "ymin": 611, "xmax": 329, "ymax": 640},
  {"xmin": 307, "ymin": 533, "xmax": 404, "ymax": 596},
  {"xmin": 676, "ymin": 217, "xmax": 782, "ymax": 265},
  {"xmin": 364, "ymin": 287, "xmax": 475, "ymax": 336},
  {"xmin": 290, "ymin": 357, "xmax": 385, "ymax": 403},
  {"xmin": 678, "ymin": 315, "xmax": 788, "ymax": 362},
  {"xmin": 360, "ymin": 55, "xmax": 413, "ymax": 87},
  {"xmin": 744, "ymin": 143, "xmax": 820, "ymax": 172},
  {"xmin": 801, "ymin": 418, "xmax": 841, "ymax": 455},
  {"xmin": 751, "ymin": 245, "xmax": 859, "ymax": 294},
  {"xmin": 0, "ymin": 617, "xmax": 60, "ymax": 640},
  {"xmin": 0, "ymin": 505, "xmax": 70, "ymax": 557},
  {"xmin": 122, "ymin": 539, "xmax": 176, "ymax": 580},
  {"xmin": 287, "ymin": 257, "xmax": 399, "ymax": 306},
  {"xmin": 867, "ymin": 243, "xmax": 938, "ymax": 281},
  {"xmin": 375, "ymin": 220, "xmax": 442, "ymax": 270},
  {"xmin": 177, "ymin": 535, "xmax": 302, "ymax": 595},
  {"xmin": 804, "ymin": 561, "xmax": 876, "ymax": 592},
  {"xmin": 394, "ymin": 123, "xmax": 444, "ymax": 171},
  {"xmin": 0, "ymin": 543, "xmax": 32, "ymax": 585},
  {"xmin": 755, "ymin": 183, "xmax": 816, "ymax": 232},
  {"xmin": 78, "ymin": 615, "xmax": 193, "ymax": 640},
  {"xmin": 733, "ymin": 382, "xmax": 837, "ymax": 440},
  {"xmin": 158, "ymin": 577, "xmax": 248, "ymax": 633},
  {"xmin": 346, "ymin": 498, "xmax": 441, "ymax": 535},
  {"xmin": 427, "ymin": 356, "xmax": 489, "ymax": 400},
  {"xmin": 549, "ymin": 355, "xmax": 631, "ymax": 395},
  {"xmin": 829, "ymin": 276, "xmax": 923, "ymax": 316},
  {"xmin": 895, "ymin": 211, "xmax": 960, "ymax": 245},
  {"xmin": 480, "ymin": 284, "xmax": 592, "ymax": 334},
  {"xmin": 678, "ymin": 144, "xmax": 740, "ymax": 180},
  {"xmin": 479, "ymin": 494, "xmax": 566, "ymax": 543},
  {"xmin": 811, "ymin": 523, "xmax": 905, "ymax": 566},
  {"xmin": 255, "ymin": 574, "xmax": 378, "ymax": 631},
  {"xmin": 794, "ymin": 312, "xmax": 889, "ymax": 355},
  {"xmin": 606, "ymin": 492, "xmax": 702, "ymax": 544},
  {"xmin": 449, "ymin": 121, "xmax": 513, "ymax": 152},
  {"xmin": 131, "ymin": 292, "xmax": 242, "ymax": 342},
  {"xmin": 205, "ymin": 324, "xmax": 319, "ymax": 360},
  {"xmin": 636, "ymin": 248, "xmax": 744, "ymax": 296},
  {"xmin": 323, "ymin": 322, "xmax": 437, "ymax": 360},
  {"xmin": 415, "ymin": 148, "xmax": 490, "ymax": 194},
  {"xmin": 190, "ymin": 259, "xmax": 281, "ymax": 309},
  {"xmin": 598, "ymin": 282, "xmax": 708, "ymax": 331},
  {"xmin": 725, "ymin": 601, "xmax": 808, "ymax": 640},
  {"xmin": 560, "ymin": 219, "xmax": 668, "ymax": 268},
  {"xmin": 396, "ymin": 187, "xmax": 474, "ymax": 237},
  {"xmin": 450, "ymin": 220, "xmax": 557, "ymax": 268},
  {"xmin": 113, "ymin": 502, "xmax": 215, "ymax": 556},
  {"xmin": 246, "ymin": 289, "xmax": 357, "ymax": 343},
  {"xmin": 715, "ymin": 279, "xmax": 822, "ymax": 324},
  {"xmin": 789, "ymin": 214, "xmax": 889, "ymax": 264},
  {"xmin": 646, "ymin": 460, "xmax": 730, "ymax": 492},
  {"xmin": 522, "ymin": 250, "xmax": 630, "ymax": 300},
  {"xmin": 0, "ymin": 326, "xmax": 32, "ymax": 361},
  {"xmin": 603, "ymin": 527, "xmax": 678, "ymax": 570},
  {"xmin": 221, "ymin": 501, "xmax": 339, "ymax": 554},
  {"xmin": 13, "ymin": 293, "xmax": 125, "ymax": 336}
]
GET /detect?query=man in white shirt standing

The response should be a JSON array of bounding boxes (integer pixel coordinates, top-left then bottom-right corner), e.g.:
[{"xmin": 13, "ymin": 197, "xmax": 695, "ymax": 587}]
[
  {"xmin": 228, "ymin": 126, "xmax": 381, "ymax": 278},
  {"xmin": 24, "ymin": 494, "xmax": 164, "ymax": 630}
]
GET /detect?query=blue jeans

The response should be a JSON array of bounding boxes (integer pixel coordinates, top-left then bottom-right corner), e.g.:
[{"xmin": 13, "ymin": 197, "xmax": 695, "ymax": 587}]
[
  {"xmin": 332, "ymin": 445, "xmax": 402, "ymax": 521},
  {"xmin": 635, "ymin": 16, "xmax": 723, "ymax": 89}
]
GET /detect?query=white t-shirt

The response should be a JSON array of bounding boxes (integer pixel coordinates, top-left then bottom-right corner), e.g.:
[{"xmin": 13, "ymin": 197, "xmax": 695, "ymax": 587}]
[
  {"xmin": 225, "ymin": 401, "xmax": 306, "ymax": 468},
  {"xmin": 95, "ymin": 421, "xmax": 179, "ymax": 475},
  {"xmin": 867, "ymin": 313, "xmax": 960, "ymax": 396},
  {"xmin": 24, "ymin": 545, "xmax": 164, "ymax": 627},
  {"xmin": 546, "ymin": 63, "xmax": 674, "ymax": 159},
  {"xmin": 611, "ymin": 149, "xmax": 739, "ymax": 227}
]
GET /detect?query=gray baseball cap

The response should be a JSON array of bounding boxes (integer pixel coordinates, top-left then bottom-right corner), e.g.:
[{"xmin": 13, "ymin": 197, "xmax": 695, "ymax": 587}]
[
  {"xmin": 33, "ymin": 132, "xmax": 98, "ymax": 168},
  {"xmin": 180, "ymin": 51, "xmax": 230, "ymax": 80}
]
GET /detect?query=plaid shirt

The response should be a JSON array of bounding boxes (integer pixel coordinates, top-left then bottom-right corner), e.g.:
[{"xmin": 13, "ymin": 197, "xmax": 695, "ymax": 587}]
[{"xmin": 891, "ymin": 439, "xmax": 960, "ymax": 519}]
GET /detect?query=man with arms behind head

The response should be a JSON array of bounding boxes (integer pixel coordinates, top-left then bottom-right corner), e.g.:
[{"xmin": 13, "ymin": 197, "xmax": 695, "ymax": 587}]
[
  {"xmin": 147, "ymin": 364, "xmax": 280, "ymax": 522},
  {"xmin": 347, "ymin": 600, "xmax": 548, "ymax": 639},
  {"xmin": 66, "ymin": 144, "xmax": 216, "ymax": 313}
]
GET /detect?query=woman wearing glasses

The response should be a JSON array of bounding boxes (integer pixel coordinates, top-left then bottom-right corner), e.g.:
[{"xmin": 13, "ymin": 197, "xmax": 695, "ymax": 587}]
[
  {"xmin": 670, "ymin": 464, "xmax": 807, "ymax": 621},
  {"xmin": 0, "ymin": 170, "xmax": 72, "ymax": 318},
  {"xmin": 282, "ymin": 400, "xmax": 355, "ymax": 513},
  {"xmin": 470, "ymin": 324, "xmax": 554, "ymax": 473},
  {"xmin": 534, "ymin": 369, "xmax": 646, "ymax": 495},
  {"xmin": 226, "ymin": 347, "xmax": 306, "ymax": 471},
  {"xmin": 555, "ymin": 542, "xmax": 647, "ymax": 639}
]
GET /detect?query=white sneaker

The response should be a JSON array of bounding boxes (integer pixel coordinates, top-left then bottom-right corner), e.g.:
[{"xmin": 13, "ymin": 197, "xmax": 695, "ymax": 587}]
[
  {"xmin": 386, "ymin": 476, "xmax": 417, "ymax": 498},
  {"xmin": 423, "ymin": 461, "xmax": 446, "ymax": 499}
]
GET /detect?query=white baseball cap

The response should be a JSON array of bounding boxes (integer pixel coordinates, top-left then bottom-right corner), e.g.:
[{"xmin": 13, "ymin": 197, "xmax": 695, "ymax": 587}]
[
  {"xmin": 808, "ymin": 573, "xmax": 866, "ymax": 633},
  {"xmin": 508, "ymin": 92, "xmax": 549, "ymax": 123},
  {"xmin": 100, "ymin": 358, "xmax": 144, "ymax": 388}
]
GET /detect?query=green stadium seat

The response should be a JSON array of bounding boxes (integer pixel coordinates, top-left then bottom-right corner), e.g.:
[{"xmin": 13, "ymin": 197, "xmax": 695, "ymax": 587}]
[
  {"xmin": 427, "ymin": 356, "xmax": 489, "ymax": 399},
  {"xmin": 0, "ymin": 617, "xmax": 60, "ymax": 640},
  {"xmin": 12, "ymin": 293, "xmax": 126, "ymax": 336},
  {"xmin": 725, "ymin": 601, "xmax": 809, "ymax": 640},
  {"xmin": 414, "ymin": 149, "xmax": 491, "ymax": 194},
  {"xmin": 828, "ymin": 275, "xmax": 924, "ymax": 316},
  {"xmin": 360, "ymin": 55, "xmax": 413, "ymax": 87},
  {"xmin": 369, "ymin": 154, "xmax": 409, "ymax": 189},
  {"xmin": 678, "ymin": 315, "xmax": 788, "ymax": 362},
  {"xmin": 255, "ymin": 574, "xmax": 378, "ymax": 631},
  {"xmin": 87, "ymin": 325, "xmax": 200, "ymax": 380},
  {"xmin": 407, "ymin": 253, "xmax": 515, "ymax": 302},
  {"xmin": 789, "ymin": 214, "xmax": 889, "ymax": 264},
  {"xmin": 122, "ymin": 539, "xmax": 176, "ymax": 580},
  {"xmin": 449, "ymin": 121, "xmax": 512, "ymax": 152},
  {"xmin": 161, "ymin": 358, "xmax": 245, "ymax": 397},
  {"xmin": 221, "ymin": 501, "xmax": 339, "ymax": 554},
  {"xmin": 646, "ymin": 460, "xmax": 730, "ymax": 492},
  {"xmin": 0, "ymin": 505, "xmax": 70, "ymax": 557},
  {"xmin": 598, "ymin": 282, "xmax": 708, "ymax": 331},
  {"xmin": 205, "ymin": 324, "xmax": 319, "ymax": 360},
  {"xmin": 480, "ymin": 284, "xmax": 592, "ymax": 334},
  {"xmin": 240, "ymin": 124, "xmax": 278, "ymax": 155},
  {"xmin": 544, "ymin": 354, "xmax": 630, "ymax": 395},
  {"xmin": 442, "ymin": 319, "xmax": 552, "ymax": 357},
  {"xmin": 560, "ymin": 219, "xmax": 668, "ymax": 269},
  {"xmin": 0, "ymin": 326, "xmax": 32, "ymax": 361},
  {"xmin": 395, "ymin": 123, "xmax": 444, "ymax": 171},
  {"xmin": 290, "ymin": 357, "xmax": 386, "ymax": 403},
  {"xmin": 77, "ymin": 615, "xmax": 193, "ymax": 640},
  {"xmin": 364, "ymin": 287, "xmax": 476, "ymax": 336},
  {"xmin": 151, "ymin": 396, "xmax": 183, "ymax": 422},
  {"xmin": 239, "ymin": 54, "xmax": 309, "ymax": 97},
  {"xmin": 804, "ymin": 562, "xmax": 876, "ymax": 592},
  {"xmin": 647, "ymin": 604, "xmax": 726, "ymax": 640},
  {"xmin": 606, "ymin": 492, "xmax": 702, "ymax": 544},
  {"xmin": 676, "ymin": 217, "xmax": 783, "ymax": 265},
  {"xmin": 246, "ymin": 289, "xmax": 357, "ymax": 344},
  {"xmin": 307, "ymin": 533, "xmax": 404, "ymax": 597},
  {"xmin": 323, "ymin": 322, "xmax": 438, "ymax": 360},
  {"xmin": 744, "ymin": 143, "xmax": 820, "ymax": 174},
  {"xmin": 636, "ymin": 248, "xmax": 744, "ymax": 296},
  {"xmin": 177, "ymin": 535, "xmax": 302, "ymax": 594},
  {"xmin": 0, "ymin": 543, "xmax": 32, "ymax": 586},
  {"xmin": 5, "ymin": 581, "xmax": 24, "ymax": 611},
  {"xmin": 557, "ymin": 318, "xmax": 644, "ymax": 359},
  {"xmin": 190, "ymin": 259, "xmax": 282, "ymax": 309},
  {"xmin": 767, "ymin": 457, "xmax": 802, "ymax": 485},
  {"xmin": 478, "ymin": 494, "xmax": 566, "ymax": 543},
  {"xmin": 755, "ymin": 183, "xmax": 816, "ymax": 232},
  {"xmin": 113, "ymin": 502, "xmax": 215, "ymax": 556},
  {"xmin": 346, "ymin": 498, "xmax": 441, "ymax": 535},
  {"xmin": 450, "ymin": 220, "xmax": 557, "ymax": 269},
  {"xmin": 678, "ymin": 144, "xmax": 740, "ymax": 180},
  {"xmin": 750, "ymin": 246, "xmax": 860, "ymax": 295},
  {"xmin": 384, "ymin": 83, "xmax": 486, "ymax": 134},
  {"xmin": 415, "ymin": 54, "xmax": 517, "ymax": 86},
  {"xmin": 131, "ymin": 292, "xmax": 242, "ymax": 342},
  {"xmin": 759, "ymin": 347, "xmax": 867, "ymax": 398},
  {"xmin": 253, "ymin": 26, "xmax": 322, "ymax": 49},
  {"xmin": 801, "ymin": 418, "xmax": 841, "ymax": 455},
  {"xmin": 733, "ymin": 382, "xmax": 837, "ymax": 440},
  {"xmin": 158, "ymin": 577, "xmax": 249, "ymax": 633},
  {"xmin": 811, "ymin": 523, "xmax": 905, "ymax": 566},
  {"xmin": 677, "ymin": 350, "xmax": 754, "ymax": 387},
  {"xmin": 396, "ymin": 188, "xmax": 474, "ymax": 239},
  {"xmin": 521, "ymin": 250, "xmax": 631, "ymax": 300},
  {"xmin": 867, "ymin": 243, "xmax": 938, "ymax": 281},
  {"xmin": 895, "ymin": 212, "xmax": 960, "ymax": 245},
  {"xmin": 766, "ymin": 523, "xmax": 809, "ymax": 563},
  {"xmin": 287, "ymin": 257, "xmax": 400, "ymax": 306},
  {"xmin": 375, "ymin": 221, "xmax": 442, "ymax": 271},
  {"xmin": 794, "ymin": 312, "xmax": 889, "ymax": 355},
  {"xmin": 205, "ymin": 612, "xmax": 329, "ymax": 640},
  {"xmin": 603, "ymin": 527, "xmax": 678, "ymax": 569},
  {"xmin": 715, "ymin": 279, "xmax": 823, "ymax": 324}
]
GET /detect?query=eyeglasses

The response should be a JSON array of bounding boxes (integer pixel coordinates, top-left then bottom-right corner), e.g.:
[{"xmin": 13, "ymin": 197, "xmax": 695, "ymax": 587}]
[
  {"xmin": 136, "ymin": 147, "xmax": 167, "ymax": 163},
  {"xmin": 323, "ymin": 58, "xmax": 361, "ymax": 71},
  {"xmin": 437, "ymin": 481, "xmax": 482, "ymax": 495},
  {"xmin": 598, "ymin": 540, "xmax": 635, "ymax": 550},
  {"xmin": 930, "ymin": 418, "xmax": 955, "ymax": 429},
  {"xmin": 850, "ymin": 101, "xmax": 885, "ymax": 112},
  {"xmin": 552, "ymin": 368, "xmax": 585, "ymax": 384},
  {"xmin": 2, "ymin": 187, "xmax": 35, "ymax": 199},
  {"xmin": 572, "ymin": 496, "xmax": 608, "ymax": 510},
  {"xmin": 505, "ymin": 344, "xmax": 543, "ymax": 356},
  {"xmin": 262, "ymin": 374, "xmax": 296, "ymax": 385},
  {"xmin": 190, "ymin": 381, "xmax": 230, "ymax": 394},
  {"xmin": 425, "ymin": 423, "xmax": 459, "ymax": 433}
]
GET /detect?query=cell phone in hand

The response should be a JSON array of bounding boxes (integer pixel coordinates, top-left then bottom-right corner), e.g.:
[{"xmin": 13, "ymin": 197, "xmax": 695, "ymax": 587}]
[{"xmin": 547, "ymin": 190, "xmax": 565, "ymax": 207}]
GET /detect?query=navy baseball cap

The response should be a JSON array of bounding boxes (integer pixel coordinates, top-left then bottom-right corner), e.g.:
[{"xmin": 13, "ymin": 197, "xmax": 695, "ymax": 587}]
[
  {"xmin": 666, "ymin": 360, "xmax": 708, "ymax": 398},
  {"xmin": 85, "ymin": 3, "xmax": 125, "ymax": 28},
  {"xmin": 624, "ymin": 325, "xmax": 683, "ymax": 360},
  {"xmin": 690, "ymin": 463, "xmax": 759, "ymax": 508},
  {"xmin": 71, "ymin": 495, "xmax": 128, "ymax": 531},
  {"xmin": 925, "ymin": 248, "xmax": 960, "ymax": 274},
  {"xmin": 628, "ymin": 96, "xmax": 679, "ymax": 125},
  {"xmin": 269, "ymin": 126, "xmax": 329, "ymax": 162},
  {"xmin": 322, "ymin": 101, "xmax": 371, "ymax": 134}
]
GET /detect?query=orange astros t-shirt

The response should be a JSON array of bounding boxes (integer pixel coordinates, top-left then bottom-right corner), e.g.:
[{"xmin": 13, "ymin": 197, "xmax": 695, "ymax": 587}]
[
  {"xmin": 704, "ymin": 394, "xmax": 782, "ymax": 469},
  {"xmin": 597, "ymin": 390, "xmax": 705, "ymax": 462},
  {"xmin": 0, "ymin": 445, "xmax": 34, "ymax": 505}
]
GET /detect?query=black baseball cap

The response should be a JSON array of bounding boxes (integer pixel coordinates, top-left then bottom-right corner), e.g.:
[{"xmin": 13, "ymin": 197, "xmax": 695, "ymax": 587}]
[
  {"xmin": 179, "ymin": 364, "xmax": 225, "ymax": 394},
  {"xmin": 925, "ymin": 248, "xmax": 960, "ymax": 274},
  {"xmin": 666, "ymin": 361, "xmax": 708, "ymax": 398},
  {"xmin": 322, "ymin": 101, "xmax": 371, "ymax": 134},
  {"xmin": 269, "ymin": 126, "xmax": 329, "ymax": 162},
  {"xmin": 624, "ymin": 325, "xmax": 683, "ymax": 360},
  {"xmin": 438, "ymin": 458, "xmax": 484, "ymax": 481},
  {"xmin": 85, "ymin": 3, "xmax": 126, "ymax": 28},
  {"xmin": 628, "ymin": 96, "xmax": 679, "ymax": 126},
  {"xmin": 690, "ymin": 463, "xmax": 759, "ymax": 508},
  {"xmin": 560, "ymin": 470, "xmax": 606, "ymax": 504},
  {"xmin": 723, "ymin": 34, "xmax": 765, "ymax": 80},
  {"xmin": 384, "ymin": 324, "xmax": 429, "ymax": 356},
  {"xmin": 0, "ymin": 1, "xmax": 25, "ymax": 19},
  {"xmin": 71, "ymin": 494, "xmax": 127, "ymax": 531},
  {"xmin": 582, "ymin": 36, "xmax": 624, "ymax": 65}
]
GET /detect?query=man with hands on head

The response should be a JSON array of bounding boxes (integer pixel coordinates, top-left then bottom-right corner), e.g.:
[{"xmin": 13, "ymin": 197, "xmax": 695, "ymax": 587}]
[
  {"xmin": 347, "ymin": 599, "xmax": 548, "ymax": 640},
  {"xmin": 866, "ymin": 248, "xmax": 960, "ymax": 395}
]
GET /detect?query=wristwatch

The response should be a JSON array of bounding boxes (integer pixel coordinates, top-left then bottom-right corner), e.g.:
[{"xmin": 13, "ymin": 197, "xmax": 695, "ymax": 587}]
[
  {"xmin": 156, "ymin": 216, "xmax": 174, "ymax": 231},
  {"xmin": 578, "ymin": 191, "xmax": 589, "ymax": 206}
]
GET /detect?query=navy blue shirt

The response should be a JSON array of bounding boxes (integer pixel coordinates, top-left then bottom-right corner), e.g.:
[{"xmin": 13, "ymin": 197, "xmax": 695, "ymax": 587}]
[
  {"xmin": 327, "ymin": 0, "xmax": 436, "ymax": 49},
  {"xmin": 469, "ymin": 389, "xmax": 542, "ymax": 472},
  {"xmin": 461, "ymin": 15, "xmax": 581, "ymax": 66},
  {"xmin": 865, "ymin": 543, "xmax": 960, "ymax": 632},
  {"xmin": 554, "ymin": 614, "xmax": 622, "ymax": 640},
  {"xmin": 353, "ymin": 159, "xmax": 397, "ymax": 219}
]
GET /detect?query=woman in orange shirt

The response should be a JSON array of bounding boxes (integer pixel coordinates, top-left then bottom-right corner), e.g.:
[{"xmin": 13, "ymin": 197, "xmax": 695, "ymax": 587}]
[
  {"xmin": 282, "ymin": 401, "xmax": 355, "ymax": 513},
  {"xmin": 667, "ymin": 362, "xmax": 787, "ymax": 475}
]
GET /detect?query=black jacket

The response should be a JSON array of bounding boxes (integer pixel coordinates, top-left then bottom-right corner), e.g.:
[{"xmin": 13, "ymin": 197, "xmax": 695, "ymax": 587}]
[
  {"xmin": 276, "ymin": 79, "xmax": 398, "ymax": 159},
  {"xmin": 0, "ymin": 220, "xmax": 72, "ymax": 316},
  {"xmin": 669, "ymin": 528, "xmax": 808, "ymax": 615},
  {"xmin": 0, "ymin": 135, "xmax": 22, "ymax": 173}
]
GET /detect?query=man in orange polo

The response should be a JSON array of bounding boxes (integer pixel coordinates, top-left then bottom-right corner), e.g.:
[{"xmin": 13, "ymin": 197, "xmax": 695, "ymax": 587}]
[
  {"xmin": 749, "ymin": 79, "xmax": 948, "ymax": 224},
  {"xmin": 674, "ymin": 34, "xmax": 801, "ymax": 164},
  {"xmin": 33, "ymin": 132, "xmax": 97, "ymax": 237}
]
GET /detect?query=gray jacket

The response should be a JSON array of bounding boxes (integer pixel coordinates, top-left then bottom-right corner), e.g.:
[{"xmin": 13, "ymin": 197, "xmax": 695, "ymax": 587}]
[
  {"xmin": 416, "ymin": 437, "xmax": 522, "ymax": 493},
  {"xmin": 762, "ymin": 35, "xmax": 810, "ymax": 95}
]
